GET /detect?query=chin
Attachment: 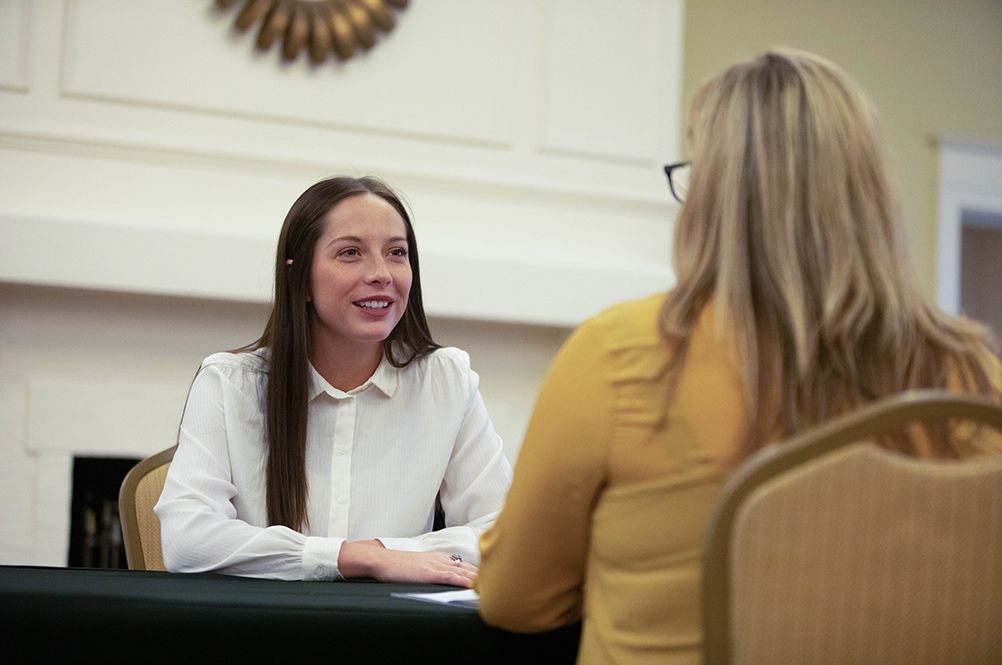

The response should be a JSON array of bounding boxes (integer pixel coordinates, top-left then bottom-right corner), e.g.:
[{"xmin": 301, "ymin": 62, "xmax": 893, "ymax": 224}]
[{"xmin": 356, "ymin": 328, "xmax": 395, "ymax": 343}]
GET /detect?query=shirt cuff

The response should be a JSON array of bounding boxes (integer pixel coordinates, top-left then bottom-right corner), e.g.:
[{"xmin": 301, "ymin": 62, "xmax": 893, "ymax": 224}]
[
  {"xmin": 301, "ymin": 536, "xmax": 346, "ymax": 581},
  {"xmin": 375, "ymin": 537, "xmax": 423, "ymax": 553}
]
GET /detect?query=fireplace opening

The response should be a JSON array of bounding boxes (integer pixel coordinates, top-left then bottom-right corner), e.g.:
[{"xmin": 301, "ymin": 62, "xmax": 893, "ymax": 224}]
[{"xmin": 68, "ymin": 456, "xmax": 142, "ymax": 569}]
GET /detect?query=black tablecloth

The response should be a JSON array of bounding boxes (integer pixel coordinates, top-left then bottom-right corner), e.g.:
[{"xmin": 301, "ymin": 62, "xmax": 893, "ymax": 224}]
[{"xmin": 0, "ymin": 565, "xmax": 580, "ymax": 664}]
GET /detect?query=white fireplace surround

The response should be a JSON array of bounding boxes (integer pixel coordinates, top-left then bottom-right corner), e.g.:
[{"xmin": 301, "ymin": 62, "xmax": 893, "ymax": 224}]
[{"xmin": 0, "ymin": 283, "xmax": 573, "ymax": 567}]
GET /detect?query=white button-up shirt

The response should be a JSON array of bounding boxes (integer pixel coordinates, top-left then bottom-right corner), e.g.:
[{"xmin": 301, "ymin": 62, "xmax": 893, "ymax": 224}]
[{"xmin": 155, "ymin": 347, "xmax": 512, "ymax": 581}]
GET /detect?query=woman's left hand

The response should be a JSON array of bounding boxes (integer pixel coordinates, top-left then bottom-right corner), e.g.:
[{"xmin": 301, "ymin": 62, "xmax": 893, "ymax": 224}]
[{"xmin": 338, "ymin": 540, "xmax": 478, "ymax": 587}]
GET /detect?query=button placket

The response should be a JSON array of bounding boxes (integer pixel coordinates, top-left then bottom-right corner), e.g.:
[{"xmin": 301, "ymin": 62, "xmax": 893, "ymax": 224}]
[{"xmin": 327, "ymin": 395, "xmax": 355, "ymax": 537}]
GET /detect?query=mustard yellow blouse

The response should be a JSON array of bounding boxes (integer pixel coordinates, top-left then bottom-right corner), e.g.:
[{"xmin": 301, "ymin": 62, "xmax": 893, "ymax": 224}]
[
  {"xmin": 477, "ymin": 293, "xmax": 746, "ymax": 665},
  {"xmin": 477, "ymin": 292, "xmax": 1002, "ymax": 664}
]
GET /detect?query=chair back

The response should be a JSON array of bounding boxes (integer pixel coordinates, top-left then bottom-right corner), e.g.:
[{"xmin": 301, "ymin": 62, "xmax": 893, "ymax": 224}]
[
  {"xmin": 118, "ymin": 445, "xmax": 176, "ymax": 571},
  {"xmin": 703, "ymin": 390, "xmax": 1002, "ymax": 665}
]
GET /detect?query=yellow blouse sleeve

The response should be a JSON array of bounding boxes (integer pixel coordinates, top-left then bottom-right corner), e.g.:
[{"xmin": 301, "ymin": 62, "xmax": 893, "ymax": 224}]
[{"xmin": 476, "ymin": 317, "xmax": 613, "ymax": 633}]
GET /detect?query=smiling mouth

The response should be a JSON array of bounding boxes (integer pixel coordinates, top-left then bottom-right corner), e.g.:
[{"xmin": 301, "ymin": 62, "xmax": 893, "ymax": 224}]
[{"xmin": 355, "ymin": 300, "xmax": 390, "ymax": 309}]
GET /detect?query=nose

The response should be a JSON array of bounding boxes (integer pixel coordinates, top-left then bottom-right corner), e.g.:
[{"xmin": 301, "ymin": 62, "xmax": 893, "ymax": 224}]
[{"xmin": 366, "ymin": 256, "xmax": 392, "ymax": 285}]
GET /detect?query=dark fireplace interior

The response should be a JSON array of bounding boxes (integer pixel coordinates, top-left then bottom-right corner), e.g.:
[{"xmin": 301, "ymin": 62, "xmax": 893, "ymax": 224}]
[{"xmin": 68, "ymin": 456, "xmax": 141, "ymax": 569}]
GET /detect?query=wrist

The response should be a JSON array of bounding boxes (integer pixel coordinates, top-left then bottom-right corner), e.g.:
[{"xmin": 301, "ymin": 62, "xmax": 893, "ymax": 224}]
[{"xmin": 337, "ymin": 540, "xmax": 385, "ymax": 579}]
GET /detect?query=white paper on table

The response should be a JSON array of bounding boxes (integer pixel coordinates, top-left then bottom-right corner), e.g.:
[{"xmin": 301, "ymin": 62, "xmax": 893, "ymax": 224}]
[{"xmin": 391, "ymin": 589, "xmax": 480, "ymax": 609}]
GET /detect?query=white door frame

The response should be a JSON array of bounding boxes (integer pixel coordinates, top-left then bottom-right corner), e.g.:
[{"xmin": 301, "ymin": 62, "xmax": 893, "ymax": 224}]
[{"xmin": 936, "ymin": 137, "xmax": 1002, "ymax": 315}]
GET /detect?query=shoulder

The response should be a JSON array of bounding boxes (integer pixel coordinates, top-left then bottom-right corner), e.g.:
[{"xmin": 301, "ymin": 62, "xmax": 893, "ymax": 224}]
[
  {"xmin": 398, "ymin": 347, "xmax": 477, "ymax": 397},
  {"xmin": 544, "ymin": 293, "xmax": 667, "ymax": 388},
  {"xmin": 200, "ymin": 347, "xmax": 268, "ymax": 373},
  {"xmin": 583, "ymin": 292, "xmax": 664, "ymax": 340},
  {"xmin": 196, "ymin": 348, "xmax": 269, "ymax": 391},
  {"xmin": 182, "ymin": 350, "xmax": 268, "ymax": 427},
  {"xmin": 415, "ymin": 346, "xmax": 472, "ymax": 371},
  {"xmin": 570, "ymin": 293, "xmax": 665, "ymax": 355}
]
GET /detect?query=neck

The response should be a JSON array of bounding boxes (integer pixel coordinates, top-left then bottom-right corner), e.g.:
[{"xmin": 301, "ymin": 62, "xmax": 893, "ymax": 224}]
[{"xmin": 310, "ymin": 338, "xmax": 384, "ymax": 392}]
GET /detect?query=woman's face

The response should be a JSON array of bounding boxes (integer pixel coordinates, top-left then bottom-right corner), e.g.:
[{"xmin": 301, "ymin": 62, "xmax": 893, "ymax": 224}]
[{"xmin": 308, "ymin": 193, "xmax": 412, "ymax": 356}]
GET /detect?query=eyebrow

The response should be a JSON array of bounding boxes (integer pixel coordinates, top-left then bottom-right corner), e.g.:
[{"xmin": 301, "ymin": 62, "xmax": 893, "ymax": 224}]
[{"xmin": 327, "ymin": 235, "xmax": 408, "ymax": 247}]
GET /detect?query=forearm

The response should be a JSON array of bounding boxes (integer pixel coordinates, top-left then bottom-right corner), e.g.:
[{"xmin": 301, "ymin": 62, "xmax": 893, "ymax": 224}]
[
  {"xmin": 336, "ymin": 539, "xmax": 384, "ymax": 578},
  {"xmin": 158, "ymin": 496, "xmax": 342, "ymax": 580}
]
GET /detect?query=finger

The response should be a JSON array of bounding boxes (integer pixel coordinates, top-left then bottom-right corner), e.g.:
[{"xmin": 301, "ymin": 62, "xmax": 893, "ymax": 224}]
[
  {"xmin": 424, "ymin": 563, "xmax": 471, "ymax": 586},
  {"xmin": 438, "ymin": 553, "xmax": 477, "ymax": 571},
  {"xmin": 435, "ymin": 560, "xmax": 476, "ymax": 582},
  {"xmin": 443, "ymin": 569, "xmax": 474, "ymax": 588},
  {"xmin": 449, "ymin": 563, "xmax": 476, "ymax": 577}
]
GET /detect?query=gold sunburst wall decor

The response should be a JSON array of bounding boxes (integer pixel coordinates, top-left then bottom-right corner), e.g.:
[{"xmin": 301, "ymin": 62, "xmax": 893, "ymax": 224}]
[{"xmin": 216, "ymin": 0, "xmax": 409, "ymax": 63}]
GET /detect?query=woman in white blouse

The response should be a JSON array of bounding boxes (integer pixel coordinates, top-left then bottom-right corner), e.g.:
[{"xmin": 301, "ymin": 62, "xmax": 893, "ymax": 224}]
[{"xmin": 155, "ymin": 176, "xmax": 512, "ymax": 586}]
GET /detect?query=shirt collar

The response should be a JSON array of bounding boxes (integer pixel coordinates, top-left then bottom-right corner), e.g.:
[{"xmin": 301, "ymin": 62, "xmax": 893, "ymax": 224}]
[{"xmin": 308, "ymin": 353, "xmax": 398, "ymax": 400}]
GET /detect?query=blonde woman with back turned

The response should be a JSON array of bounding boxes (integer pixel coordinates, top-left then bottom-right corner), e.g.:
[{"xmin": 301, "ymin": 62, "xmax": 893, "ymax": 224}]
[{"xmin": 475, "ymin": 49, "xmax": 1002, "ymax": 664}]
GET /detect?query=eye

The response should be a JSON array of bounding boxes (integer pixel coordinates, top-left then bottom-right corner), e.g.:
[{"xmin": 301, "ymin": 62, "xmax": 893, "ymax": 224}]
[
  {"xmin": 389, "ymin": 248, "xmax": 408, "ymax": 258},
  {"xmin": 338, "ymin": 247, "xmax": 361, "ymax": 258}
]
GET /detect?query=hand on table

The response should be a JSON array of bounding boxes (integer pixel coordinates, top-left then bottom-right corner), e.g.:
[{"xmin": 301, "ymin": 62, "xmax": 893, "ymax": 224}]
[{"xmin": 338, "ymin": 540, "xmax": 478, "ymax": 587}]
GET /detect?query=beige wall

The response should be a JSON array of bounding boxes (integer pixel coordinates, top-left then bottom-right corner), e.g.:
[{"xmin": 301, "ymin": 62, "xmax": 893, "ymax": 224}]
[{"xmin": 681, "ymin": 0, "xmax": 1002, "ymax": 296}]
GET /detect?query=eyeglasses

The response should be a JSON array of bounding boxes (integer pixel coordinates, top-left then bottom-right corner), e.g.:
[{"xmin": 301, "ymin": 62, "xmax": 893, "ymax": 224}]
[{"xmin": 663, "ymin": 161, "xmax": 690, "ymax": 204}]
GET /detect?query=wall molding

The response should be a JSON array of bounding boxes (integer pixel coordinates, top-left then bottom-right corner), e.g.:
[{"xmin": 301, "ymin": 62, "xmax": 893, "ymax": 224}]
[
  {"xmin": 0, "ymin": 128, "xmax": 674, "ymax": 213},
  {"xmin": 0, "ymin": 211, "xmax": 674, "ymax": 327},
  {"xmin": 56, "ymin": 84, "xmax": 511, "ymax": 153}
]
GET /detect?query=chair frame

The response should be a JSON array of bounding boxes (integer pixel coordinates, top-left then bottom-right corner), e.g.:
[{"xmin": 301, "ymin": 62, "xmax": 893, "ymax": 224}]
[
  {"xmin": 118, "ymin": 445, "xmax": 176, "ymax": 570},
  {"xmin": 701, "ymin": 389, "xmax": 1002, "ymax": 665}
]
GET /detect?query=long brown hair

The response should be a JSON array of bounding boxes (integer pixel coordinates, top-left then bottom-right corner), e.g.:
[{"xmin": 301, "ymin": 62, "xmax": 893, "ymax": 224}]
[
  {"xmin": 660, "ymin": 49, "xmax": 1000, "ymax": 461},
  {"xmin": 253, "ymin": 176, "xmax": 439, "ymax": 530}
]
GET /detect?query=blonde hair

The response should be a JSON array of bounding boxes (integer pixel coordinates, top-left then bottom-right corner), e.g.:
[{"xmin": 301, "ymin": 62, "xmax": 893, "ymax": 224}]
[{"xmin": 660, "ymin": 49, "xmax": 1000, "ymax": 460}]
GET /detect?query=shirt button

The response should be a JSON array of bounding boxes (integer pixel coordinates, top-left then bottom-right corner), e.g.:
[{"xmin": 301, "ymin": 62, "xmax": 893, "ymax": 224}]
[
  {"xmin": 337, "ymin": 496, "xmax": 346, "ymax": 504},
  {"xmin": 317, "ymin": 565, "xmax": 326, "ymax": 576},
  {"xmin": 338, "ymin": 447, "xmax": 347, "ymax": 455}
]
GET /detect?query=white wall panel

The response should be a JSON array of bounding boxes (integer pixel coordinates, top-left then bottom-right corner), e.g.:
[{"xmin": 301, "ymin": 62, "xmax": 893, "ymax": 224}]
[
  {"xmin": 0, "ymin": 0, "xmax": 31, "ymax": 92},
  {"xmin": 62, "ymin": 0, "xmax": 515, "ymax": 146},
  {"xmin": 541, "ymin": 0, "xmax": 682, "ymax": 164}
]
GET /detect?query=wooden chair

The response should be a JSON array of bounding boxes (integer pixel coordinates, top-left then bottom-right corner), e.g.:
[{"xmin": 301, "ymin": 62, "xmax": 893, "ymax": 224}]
[
  {"xmin": 702, "ymin": 390, "xmax": 1002, "ymax": 665},
  {"xmin": 118, "ymin": 445, "xmax": 176, "ymax": 571}
]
